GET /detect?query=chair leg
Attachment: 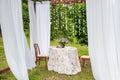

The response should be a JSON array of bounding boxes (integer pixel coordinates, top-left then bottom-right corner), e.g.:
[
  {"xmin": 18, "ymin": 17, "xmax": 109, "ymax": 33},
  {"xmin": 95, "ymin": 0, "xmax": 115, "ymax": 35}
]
[
  {"xmin": 36, "ymin": 57, "xmax": 48, "ymax": 70},
  {"xmin": 39, "ymin": 58, "xmax": 40, "ymax": 65},
  {"xmin": 82, "ymin": 59, "xmax": 85, "ymax": 67},
  {"xmin": 35, "ymin": 60, "xmax": 37, "ymax": 64},
  {"xmin": 35, "ymin": 58, "xmax": 38, "ymax": 64},
  {"xmin": 45, "ymin": 58, "xmax": 47, "ymax": 70},
  {"xmin": 35, "ymin": 58, "xmax": 40, "ymax": 65}
]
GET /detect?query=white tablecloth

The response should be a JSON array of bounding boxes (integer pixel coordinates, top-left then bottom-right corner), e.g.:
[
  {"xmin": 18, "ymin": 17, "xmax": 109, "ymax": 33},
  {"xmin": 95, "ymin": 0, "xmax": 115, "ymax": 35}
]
[{"xmin": 48, "ymin": 47, "xmax": 81, "ymax": 75}]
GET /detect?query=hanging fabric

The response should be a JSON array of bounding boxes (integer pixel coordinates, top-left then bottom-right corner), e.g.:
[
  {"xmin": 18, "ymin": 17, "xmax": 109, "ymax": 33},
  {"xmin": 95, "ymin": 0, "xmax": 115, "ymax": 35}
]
[
  {"xmin": 28, "ymin": 0, "xmax": 36, "ymax": 61},
  {"xmin": 86, "ymin": 0, "xmax": 120, "ymax": 80},
  {"xmin": 36, "ymin": 1, "xmax": 50, "ymax": 56},
  {"xmin": 0, "ymin": 0, "xmax": 35, "ymax": 80},
  {"xmin": 29, "ymin": 1, "xmax": 50, "ymax": 56}
]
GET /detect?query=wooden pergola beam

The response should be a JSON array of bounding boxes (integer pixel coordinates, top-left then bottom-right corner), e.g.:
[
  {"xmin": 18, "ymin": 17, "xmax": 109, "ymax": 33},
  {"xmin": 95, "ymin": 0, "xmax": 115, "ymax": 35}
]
[{"xmin": 26, "ymin": 0, "xmax": 86, "ymax": 4}]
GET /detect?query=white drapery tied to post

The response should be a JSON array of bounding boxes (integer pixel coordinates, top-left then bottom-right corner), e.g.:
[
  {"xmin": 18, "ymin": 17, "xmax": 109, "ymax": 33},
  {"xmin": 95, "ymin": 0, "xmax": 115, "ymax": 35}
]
[
  {"xmin": 86, "ymin": 0, "xmax": 120, "ymax": 80},
  {"xmin": 0, "ymin": 0, "xmax": 35, "ymax": 80},
  {"xmin": 28, "ymin": 0, "xmax": 37, "ymax": 62},
  {"xmin": 29, "ymin": 1, "xmax": 50, "ymax": 56}
]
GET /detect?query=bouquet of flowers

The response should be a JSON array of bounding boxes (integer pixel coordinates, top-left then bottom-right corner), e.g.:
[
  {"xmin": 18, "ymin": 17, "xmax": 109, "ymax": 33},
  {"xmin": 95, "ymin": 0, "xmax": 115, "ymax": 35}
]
[{"xmin": 58, "ymin": 38, "xmax": 68, "ymax": 48}]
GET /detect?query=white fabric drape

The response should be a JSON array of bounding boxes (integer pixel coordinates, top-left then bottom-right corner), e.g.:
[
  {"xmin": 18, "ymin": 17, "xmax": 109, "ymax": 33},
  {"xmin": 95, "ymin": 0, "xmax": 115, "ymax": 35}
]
[
  {"xmin": 28, "ymin": 0, "xmax": 36, "ymax": 61},
  {"xmin": 86, "ymin": 0, "xmax": 120, "ymax": 80},
  {"xmin": 0, "ymin": 0, "xmax": 35, "ymax": 80},
  {"xmin": 29, "ymin": 1, "xmax": 50, "ymax": 56},
  {"xmin": 36, "ymin": 1, "xmax": 50, "ymax": 56}
]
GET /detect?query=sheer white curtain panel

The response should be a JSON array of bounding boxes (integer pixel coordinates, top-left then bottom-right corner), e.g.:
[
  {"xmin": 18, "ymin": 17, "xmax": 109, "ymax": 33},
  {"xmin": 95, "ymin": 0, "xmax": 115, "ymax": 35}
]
[
  {"xmin": 29, "ymin": 1, "xmax": 50, "ymax": 56},
  {"xmin": 28, "ymin": 0, "xmax": 36, "ymax": 62},
  {"xmin": 0, "ymin": 0, "xmax": 35, "ymax": 80},
  {"xmin": 86, "ymin": 0, "xmax": 120, "ymax": 80}
]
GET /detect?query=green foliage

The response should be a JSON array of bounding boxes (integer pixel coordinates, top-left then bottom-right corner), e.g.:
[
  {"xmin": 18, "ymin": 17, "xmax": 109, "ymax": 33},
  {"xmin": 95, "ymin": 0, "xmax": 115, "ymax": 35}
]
[
  {"xmin": 21, "ymin": 1, "xmax": 88, "ymax": 45},
  {"xmin": 22, "ymin": 1, "xmax": 30, "ymax": 36},
  {"xmin": 50, "ymin": 4, "xmax": 75, "ymax": 41},
  {"xmin": 51, "ymin": 4, "xmax": 76, "ymax": 42},
  {"xmin": 51, "ymin": 3, "xmax": 88, "ymax": 45},
  {"xmin": 74, "ymin": 3, "xmax": 88, "ymax": 45}
]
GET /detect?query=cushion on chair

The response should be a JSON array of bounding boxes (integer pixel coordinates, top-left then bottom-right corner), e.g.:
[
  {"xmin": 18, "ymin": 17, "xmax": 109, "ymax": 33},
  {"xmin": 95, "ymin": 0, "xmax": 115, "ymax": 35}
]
[
  {"xmin": 37, "ymin": 54, "xmax": 49, "ymax": 58},
  {"xmin": 80, "ymin": 55, "xmax": 90, "ymax": 59}
]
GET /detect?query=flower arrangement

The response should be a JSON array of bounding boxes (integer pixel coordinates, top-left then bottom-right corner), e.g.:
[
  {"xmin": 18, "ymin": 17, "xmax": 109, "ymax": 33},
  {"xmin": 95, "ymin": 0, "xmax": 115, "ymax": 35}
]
[{"xmin": 58, "ymin": 38, "xmax": 68, "ymax": 48}]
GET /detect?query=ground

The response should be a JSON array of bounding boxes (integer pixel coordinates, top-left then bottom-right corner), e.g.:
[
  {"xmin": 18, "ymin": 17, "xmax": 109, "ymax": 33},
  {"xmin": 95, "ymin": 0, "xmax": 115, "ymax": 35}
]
[{"xmin": 0, "ymin": 37, "xmax": 94, "ymax": 80}]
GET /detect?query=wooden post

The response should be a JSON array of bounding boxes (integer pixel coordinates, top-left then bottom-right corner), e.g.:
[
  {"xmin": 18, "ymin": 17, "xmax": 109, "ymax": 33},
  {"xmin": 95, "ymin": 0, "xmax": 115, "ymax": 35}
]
[{"xmin": 0, "ymin": 67, "xmax": 10, "ymax": 74}]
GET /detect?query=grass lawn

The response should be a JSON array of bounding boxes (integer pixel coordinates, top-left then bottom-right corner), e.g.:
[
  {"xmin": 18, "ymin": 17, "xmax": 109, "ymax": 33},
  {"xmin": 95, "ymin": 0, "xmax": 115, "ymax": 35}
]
[{"xmin": 0, "ymin": 37, "xmax": 94, "ymax": 80}]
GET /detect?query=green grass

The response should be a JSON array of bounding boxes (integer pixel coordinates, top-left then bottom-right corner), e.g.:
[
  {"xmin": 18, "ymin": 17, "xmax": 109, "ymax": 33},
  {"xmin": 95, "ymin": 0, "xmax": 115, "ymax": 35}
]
[
  {"xmin": 0, "ymin": 36, "xmax": 7, "ymax": 69},
  {"xmin": 0, "ymin": 37, "xmax": 94, "ymax": 80},
  {"xmin": 0, "ymin": 64, "xmax": 94, "ymax": 80}
]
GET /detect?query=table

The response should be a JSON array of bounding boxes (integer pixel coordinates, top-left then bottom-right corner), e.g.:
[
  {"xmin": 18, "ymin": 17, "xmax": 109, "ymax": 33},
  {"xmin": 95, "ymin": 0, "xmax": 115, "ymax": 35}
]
[{"xmin": 48, "ymin": 46, "xmax": 81, "ymax": 75}]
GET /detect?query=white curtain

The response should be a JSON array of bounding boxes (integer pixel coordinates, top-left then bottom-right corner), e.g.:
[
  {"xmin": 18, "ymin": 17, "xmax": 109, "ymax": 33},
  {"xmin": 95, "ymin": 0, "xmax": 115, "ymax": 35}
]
[
  {"xmin": 0, "ymin": 0, "xmax": 35, "ymax": 80},
  {"xmin": 86, "ymin": 0, "xmax": 120, "ymax": 80},
  {"xmin": 28, "ymin": 0, "xmax": 36, "ymax": 61},
  {"xmin": 29, "ymin": 1, "xmax": 50, "ymax": 56}
]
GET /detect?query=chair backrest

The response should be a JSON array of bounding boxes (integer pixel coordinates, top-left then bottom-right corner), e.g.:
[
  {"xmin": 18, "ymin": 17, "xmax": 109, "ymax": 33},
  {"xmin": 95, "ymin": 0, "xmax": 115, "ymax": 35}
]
[{"xmin": 33, "ymin": 43, "xmax": 41, "ymax": 58}]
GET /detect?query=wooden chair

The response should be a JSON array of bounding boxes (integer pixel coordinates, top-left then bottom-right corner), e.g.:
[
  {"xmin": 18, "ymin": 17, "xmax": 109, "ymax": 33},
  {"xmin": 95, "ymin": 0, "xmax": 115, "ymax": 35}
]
[
  {"xmin": 80, "ymin": 55, "xmax": 90, "ymax": 67},
  {"xmin": 33, "ymin": 43, "xmax": 49, "ymax": 70}
]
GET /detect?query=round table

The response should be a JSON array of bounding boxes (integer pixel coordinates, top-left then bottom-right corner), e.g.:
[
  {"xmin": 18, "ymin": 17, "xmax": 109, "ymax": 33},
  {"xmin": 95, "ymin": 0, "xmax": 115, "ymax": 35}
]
[{"xmin": 48, "ymin": 46, "xmax": 81, "ymax": 75}]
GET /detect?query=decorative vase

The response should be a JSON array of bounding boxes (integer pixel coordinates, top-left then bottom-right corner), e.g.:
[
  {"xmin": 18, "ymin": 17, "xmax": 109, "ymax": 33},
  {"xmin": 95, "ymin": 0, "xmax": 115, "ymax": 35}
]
[{"xmin": 61, "ymin": 44, "xmax": 65, "ymax": 48}]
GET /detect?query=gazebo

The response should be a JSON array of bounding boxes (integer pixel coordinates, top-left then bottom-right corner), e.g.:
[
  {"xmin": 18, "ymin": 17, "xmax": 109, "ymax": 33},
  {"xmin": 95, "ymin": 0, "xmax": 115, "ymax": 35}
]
[{"xmin": 1, "ymin": 0, "xmax": 120, "ymax": 80}]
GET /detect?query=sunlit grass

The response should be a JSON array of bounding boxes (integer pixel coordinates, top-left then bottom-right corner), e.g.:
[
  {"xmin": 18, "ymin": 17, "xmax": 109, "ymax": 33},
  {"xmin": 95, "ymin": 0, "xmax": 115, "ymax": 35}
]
[
  {"xmin": 0, "ymin": 36, "xmax": 8, "ymax": 69},
  {"xmin": 0, "ymin": 37, "xmax": 94, "ymax": 80}
]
